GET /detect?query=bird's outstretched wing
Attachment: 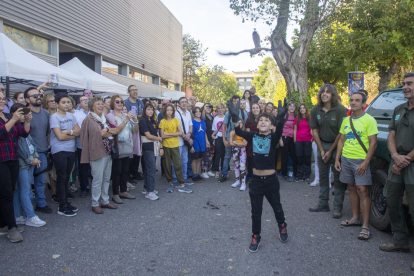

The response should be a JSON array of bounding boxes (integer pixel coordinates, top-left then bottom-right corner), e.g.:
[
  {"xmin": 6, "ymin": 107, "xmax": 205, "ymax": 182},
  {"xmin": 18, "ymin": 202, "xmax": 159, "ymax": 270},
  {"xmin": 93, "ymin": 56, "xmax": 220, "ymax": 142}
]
[{"xmin": 218, "ymin": 49, "xmax": 252, "ymax": 56}]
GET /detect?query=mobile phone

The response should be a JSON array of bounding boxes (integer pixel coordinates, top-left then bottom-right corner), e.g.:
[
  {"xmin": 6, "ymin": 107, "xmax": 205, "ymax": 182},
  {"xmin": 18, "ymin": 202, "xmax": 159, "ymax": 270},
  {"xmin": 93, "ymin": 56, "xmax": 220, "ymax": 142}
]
[
  {"xmin": 131, "ymin": 106, "xmax": 137, "ymax": 115},
  {"xmin": 21, "ymin": 107, "xmax": 31, "ymax": 115}
]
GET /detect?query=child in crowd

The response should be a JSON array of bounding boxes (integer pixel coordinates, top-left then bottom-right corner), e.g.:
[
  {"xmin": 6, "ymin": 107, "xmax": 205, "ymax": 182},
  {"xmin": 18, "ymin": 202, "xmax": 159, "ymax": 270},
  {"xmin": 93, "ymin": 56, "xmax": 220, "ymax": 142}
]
[
  {"xmin": 294, "ymin": 103, "xmax": 313, "ymax": 184},
  {"xmin": 191, "ymin": 107, "xmax": 209, "ymax": 183},
  {"xmin": 211, "ymin": 103, "xmax": 226, "ymax": 178},
  {"xmin": 11, "ymin": 104, "xmax": 46, "ymax": 227},
  {"xmin": 229, "ymin": 120, "xmax": 247, "ymax": 190},
  {"xmin": 159, "ymin": 104, "xmax": 192, "ymax": 193},
  {"xmin": 201, "ymin": 103, "xmax": 215, "ymax": 178},
  {"xmin": 231, "ymin": 99, "xmax": 289, "ymax": 253}
]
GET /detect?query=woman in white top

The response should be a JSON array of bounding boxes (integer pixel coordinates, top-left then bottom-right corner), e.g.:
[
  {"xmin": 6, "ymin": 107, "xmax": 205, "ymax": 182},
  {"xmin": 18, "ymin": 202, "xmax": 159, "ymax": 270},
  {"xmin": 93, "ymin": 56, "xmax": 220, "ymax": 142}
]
[
  {"xmin": 242, "ymin": 90, "xmax": 252, "ymax": 113},
  {"xmin": 211, "ymin": 102, "xmax": 226, "ymax": 178}
]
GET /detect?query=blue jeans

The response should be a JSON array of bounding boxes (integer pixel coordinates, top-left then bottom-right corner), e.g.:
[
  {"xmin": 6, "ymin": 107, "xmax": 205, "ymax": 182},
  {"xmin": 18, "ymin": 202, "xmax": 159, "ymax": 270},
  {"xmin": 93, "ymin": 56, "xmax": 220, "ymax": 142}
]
[
  {"xmin": 33, "ymin": 153, "xmax": 47, "ymax": 208},
  {"xmin": 14, "ymin": 167, "xmax": 36, "ymax": 219},
  {"xmin": 221, "ymin": 145, "xmax": 233, "ymax": 177},
  {"xmin": 142, "ymin": 150, "xmax": 156, "ymax": 192},
  {"xmin": 173, "ymin": 145, "xmax": 188, "ymax": 181}
]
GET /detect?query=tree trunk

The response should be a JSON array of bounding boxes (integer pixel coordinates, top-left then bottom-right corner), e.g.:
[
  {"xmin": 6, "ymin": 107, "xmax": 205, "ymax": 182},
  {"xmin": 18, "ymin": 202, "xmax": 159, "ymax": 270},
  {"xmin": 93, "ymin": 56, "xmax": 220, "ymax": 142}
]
[
  {"xmin": 269, "ymin": 0, "xmax": 320, "ymax": 102},
  {"xmin": 377, "ymin": 59, "xmax": 398, "ymax": 93}
]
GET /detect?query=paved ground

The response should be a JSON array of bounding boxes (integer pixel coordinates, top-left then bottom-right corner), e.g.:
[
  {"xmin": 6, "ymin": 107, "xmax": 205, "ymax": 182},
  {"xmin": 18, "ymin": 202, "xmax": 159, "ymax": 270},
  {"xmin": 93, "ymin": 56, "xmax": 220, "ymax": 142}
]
[{"xmin": 1, "ymin": 163, "xmax": 414, "ymax": 276}]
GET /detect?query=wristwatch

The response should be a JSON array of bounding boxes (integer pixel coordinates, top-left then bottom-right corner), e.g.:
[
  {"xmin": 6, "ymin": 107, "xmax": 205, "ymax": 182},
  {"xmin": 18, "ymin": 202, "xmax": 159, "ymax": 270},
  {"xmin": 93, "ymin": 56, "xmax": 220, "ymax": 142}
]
[{"xmin": 106, "ymin": 127, "xmax": 109, "ymax": 132}]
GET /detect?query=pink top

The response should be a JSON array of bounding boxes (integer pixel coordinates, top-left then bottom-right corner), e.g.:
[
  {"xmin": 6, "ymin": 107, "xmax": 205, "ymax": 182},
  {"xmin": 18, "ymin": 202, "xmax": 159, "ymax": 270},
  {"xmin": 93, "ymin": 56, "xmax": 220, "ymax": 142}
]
[
  {"xmin": 282, "ymin": 114, "xmax": 295, "ymax": 137},
  {"xmin": 294, "ymin": 117, "xmax": 312, "ymax": 141}
]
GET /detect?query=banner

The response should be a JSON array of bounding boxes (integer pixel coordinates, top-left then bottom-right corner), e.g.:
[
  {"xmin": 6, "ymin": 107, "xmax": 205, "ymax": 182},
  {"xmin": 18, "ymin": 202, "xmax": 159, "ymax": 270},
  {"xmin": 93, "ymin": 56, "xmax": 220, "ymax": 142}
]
[{"xmin": 348, "ymin": 72, "xmax": 364, "ymax": 97}]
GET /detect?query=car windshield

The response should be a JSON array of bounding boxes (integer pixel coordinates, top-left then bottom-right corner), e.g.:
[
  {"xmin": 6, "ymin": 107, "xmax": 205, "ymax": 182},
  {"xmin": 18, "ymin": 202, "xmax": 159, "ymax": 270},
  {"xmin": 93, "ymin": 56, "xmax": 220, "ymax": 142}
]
[{"xmin": 367, "ymin": 91, "xmax": 407, "ymax": 117}]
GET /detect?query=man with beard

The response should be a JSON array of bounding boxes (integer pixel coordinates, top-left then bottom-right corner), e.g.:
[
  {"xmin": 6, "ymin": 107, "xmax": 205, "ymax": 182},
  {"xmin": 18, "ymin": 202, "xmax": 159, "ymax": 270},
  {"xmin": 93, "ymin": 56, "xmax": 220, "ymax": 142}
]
[
  {"xmin": 379, "ymin": 73, "xmax": 414, "ymax": 271},
  {"xmin": 24, "ymin": 87, "xmax": 53, "ymax": 214},
  {"xmin": 308, "ymin": 84, "xmax": 348, "ymax": 219}
]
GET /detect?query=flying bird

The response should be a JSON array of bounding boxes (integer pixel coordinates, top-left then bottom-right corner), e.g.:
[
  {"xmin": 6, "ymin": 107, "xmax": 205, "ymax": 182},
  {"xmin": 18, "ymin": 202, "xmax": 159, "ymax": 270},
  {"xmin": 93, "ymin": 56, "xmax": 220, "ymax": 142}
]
[{"xmin": 218, "ymin": 30, "xmax": 272, "ymax": 56}]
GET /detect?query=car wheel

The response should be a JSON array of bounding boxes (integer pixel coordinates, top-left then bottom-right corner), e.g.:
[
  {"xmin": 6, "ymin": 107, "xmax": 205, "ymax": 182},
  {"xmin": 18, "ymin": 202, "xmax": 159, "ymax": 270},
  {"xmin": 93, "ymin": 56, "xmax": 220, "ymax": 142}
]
[{"xmin": 370, "ymin": 170, "xmax": 391, "ymax": 231}]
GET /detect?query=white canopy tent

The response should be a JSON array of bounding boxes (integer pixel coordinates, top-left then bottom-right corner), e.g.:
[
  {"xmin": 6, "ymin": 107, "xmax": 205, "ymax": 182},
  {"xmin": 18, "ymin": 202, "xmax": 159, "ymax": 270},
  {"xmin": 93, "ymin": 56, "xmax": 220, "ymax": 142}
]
[
  {"xmin": 59, "ymin": 57, "xmax": 128, "ymax": 95},
  {"xmin": 156, "ymin": 91, "xmax": 185, "ymax": 101},
  {"xmin": 0, "ymin": 33, "xmax": 86, "ymax": 92}
]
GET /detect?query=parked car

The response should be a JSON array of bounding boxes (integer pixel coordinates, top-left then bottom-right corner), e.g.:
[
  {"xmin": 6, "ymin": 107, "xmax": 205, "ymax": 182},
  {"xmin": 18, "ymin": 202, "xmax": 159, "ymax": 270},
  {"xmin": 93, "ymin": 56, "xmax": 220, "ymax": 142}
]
[{"xmin": 365, "ymin": 85, "xmax": 407, "ymax": 231}]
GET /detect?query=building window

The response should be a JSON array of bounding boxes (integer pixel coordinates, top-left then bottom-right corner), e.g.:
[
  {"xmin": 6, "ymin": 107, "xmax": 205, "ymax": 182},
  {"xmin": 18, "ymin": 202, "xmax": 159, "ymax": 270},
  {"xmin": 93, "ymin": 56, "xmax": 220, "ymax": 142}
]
[
  {"xmin": 102, "ymin": 61, "xmax": 119, "ymax": 74},
  {"xmin": 160, "ymin": 79, "xmax": 168, "ymax": 88},
  {"xmin": 168, "ymin": 82, "xmax": 175, "ymax": 90},
  {"xmin": 145, "ymin": 75, "xmax": 152, "ymax": 84},
  {"xmin": 246, "ymin": 86, "xmax": 252, "ymax": 90},
  {"xmin": 238, "ymin": 78, "xmax": 245, "ymax": 82},
  {"xmin": 3, "ymin": 25, "xmax": 50, "ymax": 54},
  {"xmin": 239, "ymin": 86, "xmax": 244, "ymax": 90},
  {"xmin": 130, "ymin": 70, "xmax": 143, "ymax": 81},
  {"xmin": 245, "ymin": 78, "xmax": 252, "ymax": 82}
]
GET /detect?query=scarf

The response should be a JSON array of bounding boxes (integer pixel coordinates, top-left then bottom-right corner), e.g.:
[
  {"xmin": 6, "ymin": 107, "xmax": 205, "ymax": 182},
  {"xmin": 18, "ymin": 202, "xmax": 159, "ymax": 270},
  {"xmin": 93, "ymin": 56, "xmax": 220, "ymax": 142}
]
[{"xmin": 90, "ymin": 112, "xmax": 113, "ymax": 155}]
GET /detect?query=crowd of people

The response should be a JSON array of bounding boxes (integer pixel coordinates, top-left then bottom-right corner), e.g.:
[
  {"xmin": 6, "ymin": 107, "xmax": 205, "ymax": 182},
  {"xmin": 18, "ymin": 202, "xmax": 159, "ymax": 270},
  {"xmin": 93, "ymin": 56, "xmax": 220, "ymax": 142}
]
[{"xmin": 0, "ymin": 73, "xmax": 414, "ymax": 271}]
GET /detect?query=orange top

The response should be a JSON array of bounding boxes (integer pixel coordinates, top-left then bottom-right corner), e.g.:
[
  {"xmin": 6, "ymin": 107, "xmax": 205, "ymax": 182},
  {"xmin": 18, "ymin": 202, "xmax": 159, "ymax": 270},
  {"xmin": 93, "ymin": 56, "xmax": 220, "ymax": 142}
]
[{"xmin": 234, "ymin": 135, "xmax": 243, "ymax": 144}]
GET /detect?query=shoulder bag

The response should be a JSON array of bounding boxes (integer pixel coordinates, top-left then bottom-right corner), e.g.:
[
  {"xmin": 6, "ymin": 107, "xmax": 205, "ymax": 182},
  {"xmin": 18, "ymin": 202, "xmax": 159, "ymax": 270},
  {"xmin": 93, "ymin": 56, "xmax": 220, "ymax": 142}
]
[
  {"xmin": 349, "ymin": 117, "xmax": 368, "ymax": 154},
  {"xmin": 177, "ymin": 110, "xmax": 193, "ymax": 147}
]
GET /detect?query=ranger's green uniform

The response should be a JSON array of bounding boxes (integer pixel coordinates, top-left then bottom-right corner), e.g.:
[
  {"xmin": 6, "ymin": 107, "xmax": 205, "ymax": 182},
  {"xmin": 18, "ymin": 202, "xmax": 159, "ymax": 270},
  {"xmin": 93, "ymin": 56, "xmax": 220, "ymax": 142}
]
[
  {"xmin": 310, "ymin": 103, "xmax": 348, "ymax": 211},
  {"xmin": 387, "ymin": 101, "xmax": 414, "ymax": 246}
]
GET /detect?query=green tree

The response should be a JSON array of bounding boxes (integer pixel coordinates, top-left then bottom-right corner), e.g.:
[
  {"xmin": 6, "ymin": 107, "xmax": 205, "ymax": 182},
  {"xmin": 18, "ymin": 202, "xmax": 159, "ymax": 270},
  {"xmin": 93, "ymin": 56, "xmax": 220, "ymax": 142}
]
[
  {"xmin": 252, "ymin": 57, "xmax": 283, "ymax": 102},
  {"xmin": 192, "ymin": 66, "xmax": 240, "ymax": 105},
  {"xmin": 182, "ymin": 34, "xmax": 207, "ymax": 92},
  {"xmin": 230, "ymin": 0, "xmax": 342, "ymax": 101}
]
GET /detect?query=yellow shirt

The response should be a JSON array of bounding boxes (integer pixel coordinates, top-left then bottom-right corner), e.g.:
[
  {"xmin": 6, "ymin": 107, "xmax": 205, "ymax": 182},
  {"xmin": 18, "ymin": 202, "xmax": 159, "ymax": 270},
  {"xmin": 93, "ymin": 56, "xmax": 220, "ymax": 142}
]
[{"xmin": 159, "ymin": 118, "xmax": 181, "ymax": 148}]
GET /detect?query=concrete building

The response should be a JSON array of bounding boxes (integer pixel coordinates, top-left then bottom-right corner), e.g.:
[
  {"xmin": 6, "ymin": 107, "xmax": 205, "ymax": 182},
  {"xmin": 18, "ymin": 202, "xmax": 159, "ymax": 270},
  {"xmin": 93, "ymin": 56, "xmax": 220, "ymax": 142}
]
[
  {"xmin": 233, "ymin": 70, "xmax": 259, "ymax": 92},
  {"xmin": 0, "ymin": 0, "xmax": 182, "ymax": 97}
]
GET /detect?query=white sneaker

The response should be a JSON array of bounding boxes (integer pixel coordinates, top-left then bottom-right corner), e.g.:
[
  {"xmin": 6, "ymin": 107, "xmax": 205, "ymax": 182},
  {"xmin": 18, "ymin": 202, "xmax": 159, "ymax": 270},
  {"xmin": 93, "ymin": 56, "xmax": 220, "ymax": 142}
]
[
  {"xmin": 142, "ymin": 188, "xmax": 159, "ymax": 195},
  {"xmin": 231, "ymin": 180, "xmax": 240, "ymax": 188},
  {"xmin": 70, "ymin": 183, "xmax": 78, "ymax": 193},
  {"xmin": 200, "ymin": 172, "xmax": 209, "ymax": 179},
  {"xmin": 310, "ymin": 180, "xmax": 319, "ymax": 187},
  {"xmin": 127, "ymin": 182, "xmax": 136, "ymax": 190},
  {"xmin": 15, "ymin": 216, "xmax": 26, "ymax": 225},
  {"xmin": 145, "ymin": 192, "xmax": 159, "ymax": 201},
  {"xmin": 239, "ymin": 183, "xmax": 246, "ymax": 191},
  {"xmin": 207, "ymin": 171, "xmax": 215, "ymax": 177},
  {"xmin": 25, "ymin": 216, "xmax": 46, "ymax": 227}
]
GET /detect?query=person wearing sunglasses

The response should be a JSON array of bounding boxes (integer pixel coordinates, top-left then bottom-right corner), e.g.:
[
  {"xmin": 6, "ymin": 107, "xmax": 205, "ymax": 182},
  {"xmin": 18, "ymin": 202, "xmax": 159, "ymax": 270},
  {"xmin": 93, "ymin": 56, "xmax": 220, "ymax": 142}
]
[
  {"xmin": 380, "ymin": 73, "xmax": 414, "ymax": 266},
  {"xmin": 23, "ymin": 87, "xmax": 53, "ymax": 214}
]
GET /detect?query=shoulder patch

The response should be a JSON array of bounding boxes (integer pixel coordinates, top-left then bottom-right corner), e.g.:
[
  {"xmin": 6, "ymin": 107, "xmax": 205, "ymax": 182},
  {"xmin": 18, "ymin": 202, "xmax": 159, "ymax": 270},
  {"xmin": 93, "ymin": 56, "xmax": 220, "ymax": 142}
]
[
  {"xmin": 395, "ymin": 114, "xmax": 400, "ymax": 120},
  {"xmin": 317, "ymin": 115, "xmax": 321, "ymax": 120}
]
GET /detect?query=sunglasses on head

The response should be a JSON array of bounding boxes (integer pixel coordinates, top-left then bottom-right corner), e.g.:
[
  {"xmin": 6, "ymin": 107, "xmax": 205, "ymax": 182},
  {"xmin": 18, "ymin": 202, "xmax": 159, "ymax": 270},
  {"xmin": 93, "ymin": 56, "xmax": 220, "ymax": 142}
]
[
  {"xmin": 115, "ymin": 100, "xmax": 124, "ymax": 104},
  {"xmin": 29, "ymin": 94, "xmax": 44, "ymax": 99}
]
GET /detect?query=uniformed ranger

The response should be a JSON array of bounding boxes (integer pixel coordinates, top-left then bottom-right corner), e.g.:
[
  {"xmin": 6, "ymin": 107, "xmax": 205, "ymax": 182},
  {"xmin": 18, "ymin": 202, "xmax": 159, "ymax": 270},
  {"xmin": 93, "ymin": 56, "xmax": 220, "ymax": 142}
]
[
  {"xmin": 379, "ymin": 72, "xmax": 414, "ymax": 271},
  {"xmin": 309, "ymin": 84, "xmax": 348, "ymax": 218}
]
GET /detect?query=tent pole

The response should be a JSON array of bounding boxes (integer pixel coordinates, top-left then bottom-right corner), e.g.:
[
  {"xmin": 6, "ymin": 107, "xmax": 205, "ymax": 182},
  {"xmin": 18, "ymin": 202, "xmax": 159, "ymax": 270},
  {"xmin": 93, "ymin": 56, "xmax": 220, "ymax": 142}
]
[{"xmin": 6, "ymin": 76, "xmax": 10, "ymax": 98}]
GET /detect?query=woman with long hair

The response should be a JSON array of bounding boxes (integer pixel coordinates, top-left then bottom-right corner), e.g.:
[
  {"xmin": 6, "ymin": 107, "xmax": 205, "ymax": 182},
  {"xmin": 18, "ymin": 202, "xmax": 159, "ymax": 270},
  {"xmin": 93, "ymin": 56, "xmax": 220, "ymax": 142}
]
[
  {"xmin": 229, "ymin": 119, "xmax": 247, "ymax": 190},
  {"xmin": 201, "ymin": 103, "xmax": 215, "ymax": 178},
  {"xmin": 211, "ymin": 103, "xmax": 226, "ymax": 178},
  {"xmin": 265, "ymin": 102, "xmax": 274, "ymax": 115},
  {"xmin": 139, "ymin": 103, "xmax": 163, "ymax": 200},
  {"xmin": 42, "ymin": 93, "xmax": 57, "ymax": 116},
  {"xmin": 245, "ymin": 103, "xmax": 260, "ymax": 181},
  {"xmin": 242, "ymin": 90, "xmax": 252, "ymax": 113},
  {"xmin": 190, "ymin": 107, "xmax": 209, "ymax": 183},
  {"xmin": 280, "ymin": 101, "xmax": 297, "ymax": 181},
  {"xmin": 294, "ymin": 103, "xmax": 312, "ymax": 184}
]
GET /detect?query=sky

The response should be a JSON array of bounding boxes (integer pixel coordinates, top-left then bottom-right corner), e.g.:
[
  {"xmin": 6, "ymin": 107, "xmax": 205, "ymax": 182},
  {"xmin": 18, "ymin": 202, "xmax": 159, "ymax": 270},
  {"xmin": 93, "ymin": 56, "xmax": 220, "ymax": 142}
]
[{"xmin": 161, "ymin": 0, "xmax": 295, "ymax": 73}]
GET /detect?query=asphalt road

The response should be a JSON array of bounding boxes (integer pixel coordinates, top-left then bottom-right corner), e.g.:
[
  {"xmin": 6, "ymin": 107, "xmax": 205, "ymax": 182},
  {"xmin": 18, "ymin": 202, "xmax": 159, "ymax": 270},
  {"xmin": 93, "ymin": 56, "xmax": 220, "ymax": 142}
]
[{"xmin": 1, "ymin": 162, "xmax": 413, "ymax": 276}]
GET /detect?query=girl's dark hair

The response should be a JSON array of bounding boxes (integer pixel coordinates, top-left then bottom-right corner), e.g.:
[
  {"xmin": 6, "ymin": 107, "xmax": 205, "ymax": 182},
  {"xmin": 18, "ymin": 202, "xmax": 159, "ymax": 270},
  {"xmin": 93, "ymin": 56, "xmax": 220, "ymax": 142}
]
[
  {"xmin": 317, "ymin": 84, "xmax": 339, "ymax": 107},
  {"xmin": 296, "ymin": 103, "xmax": 311, "ymax": 125},
  {"xmin": 13, "ymin": 92, "xmax": 24, "ymax": 101},
  {"xmin": 55, "ymin": 92, "xmax": 69, "ymax": 104},
  {"xmin": 247, "ymin": 103, "xmax": 260, "ymax": 126},
  {"xmin": 192, "ymin": 106, "xmax": 201, "ymax": 116},
  {"xmin": 142, "ymin": 103, "xmax": 156, "ymax": 123},
  {"xmin": 242, "ymin": 90, "xmax": 252, "ymax": 108},
  {"xmin": 10, "ymin": 103, "xmax": 26, "ymax": 113},
  {"xmin": 163, "ymin": 103, "xmax": 175, "ymax": 119}
]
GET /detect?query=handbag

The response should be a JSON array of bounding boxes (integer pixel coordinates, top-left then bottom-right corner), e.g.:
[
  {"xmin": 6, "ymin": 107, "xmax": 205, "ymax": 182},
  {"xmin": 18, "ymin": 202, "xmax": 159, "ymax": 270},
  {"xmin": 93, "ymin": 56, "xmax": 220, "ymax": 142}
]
[
  {"xmin": 33, "ymin": 149, "xmax": 53, "ymax": 177},
  {"xmin": 111, "ymin": 135, "xmax": 120, "ymax": 159},
  {"xmin": 118, "ymin": 139, "xmax": 133, "ymax": 158},
  {"xmin": 349, "ymin": 116, "xmax": 368, "ymax": 154},
  {"xmin": 212, "ymin": 121, "xmax": 223, "ymax": 146},
  {"xmin": 177, "ymin": 110, "xmax": 193, "ymax": 147}
]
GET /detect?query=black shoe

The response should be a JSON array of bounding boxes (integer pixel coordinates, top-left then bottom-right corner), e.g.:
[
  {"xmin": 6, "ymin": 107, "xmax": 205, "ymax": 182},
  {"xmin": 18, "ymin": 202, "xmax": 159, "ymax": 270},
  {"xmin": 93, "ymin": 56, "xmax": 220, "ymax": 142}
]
[
  {"xmin": 309, "ymin": 204, "xmax": 330, "ymax": 212},
  {"xmin": 35, "ymin": 205, "xmax": 53, "ymax": 214},
  {"xmin": 57, "ymin": 205, "xmax": 77, "ymax": 217},
  {"xmin": 66, "ymin": 203, "xmax": 78, "ymax": 212},
  {"xmin": 136, "ymin": 173, "xmax": 144, "ymax": 181},
  {"xmin": 218, "ymin": 175, "xmax": 227, "ymax": 183},
  {"xmin": 52, "ymin": 194, "xmax": 59, "ymax": 204},
  {"xmin": 80, "ymin": 190, "xmax": 89, "ymax": 198},
  {"xmin": 278, "ymin": 223, "xmax": 288, "ymax": 243},
  {"xmin": 192, "ymin": 175, "xmax": 203, "ymax": 183},
  {"xmin": 67, "ymin": 192, "xmax": 75, "ymax": 199},
  {"xmin": 249, "ymin": 235, "xmax": 261, "ymax": 253}
]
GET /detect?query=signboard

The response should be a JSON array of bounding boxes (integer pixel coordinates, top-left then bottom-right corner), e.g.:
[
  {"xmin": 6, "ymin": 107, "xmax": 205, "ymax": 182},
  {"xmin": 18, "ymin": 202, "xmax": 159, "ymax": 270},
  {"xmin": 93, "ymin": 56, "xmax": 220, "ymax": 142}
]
[
  {"xmin": 48, "ymin": 73, "xmax": 59, "ymax": 88},
  {"xmin": 348, "ymin": 72, "xmax": 364, "ymax": 97}
]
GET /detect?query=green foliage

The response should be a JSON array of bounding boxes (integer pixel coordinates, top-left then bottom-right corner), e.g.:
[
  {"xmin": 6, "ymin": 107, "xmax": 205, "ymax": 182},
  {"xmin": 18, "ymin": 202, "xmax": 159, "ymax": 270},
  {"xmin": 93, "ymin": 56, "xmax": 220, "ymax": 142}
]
[
  {"xmin": 273, "ymin": 78, "xmax": 287, "ymax": 105},
  {"xmin": 192, "ymin": 66, "xmax": 240, "ymax": 106},
  {"xmin": 252, "ymin": 57, "xmax": 283, "ymax": 102},
  {"xmin": 182, "ymin": 34, "xmax": 207, "ymax": 91}
]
